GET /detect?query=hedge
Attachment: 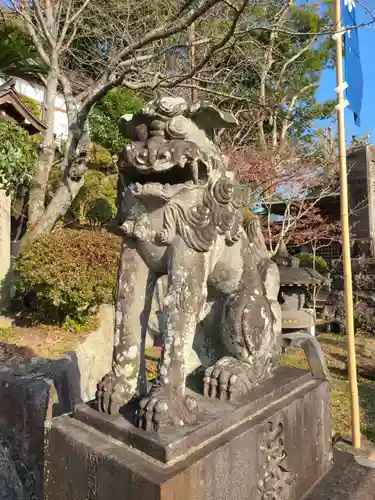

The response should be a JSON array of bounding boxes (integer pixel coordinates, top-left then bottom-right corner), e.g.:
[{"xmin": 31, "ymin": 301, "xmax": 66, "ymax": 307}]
[
  {"xmin": 14, "ymin": 228, "xmax": 120, "ymax": 325},
  {"xmin": 295, "ymin": 252, "xmax": 329, "ymax": 276}
]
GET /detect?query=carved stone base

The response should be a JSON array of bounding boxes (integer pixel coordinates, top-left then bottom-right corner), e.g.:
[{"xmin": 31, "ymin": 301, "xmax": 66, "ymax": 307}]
[{"xmin": 44, "ymin": 367, "xmax": 332, "ymax": 500}]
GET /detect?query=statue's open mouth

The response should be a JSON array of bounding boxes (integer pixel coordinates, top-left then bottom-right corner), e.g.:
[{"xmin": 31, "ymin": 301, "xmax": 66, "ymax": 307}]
[{"xmin": 127, "ymin": 161, "xmax": 209, "ymax": 200}]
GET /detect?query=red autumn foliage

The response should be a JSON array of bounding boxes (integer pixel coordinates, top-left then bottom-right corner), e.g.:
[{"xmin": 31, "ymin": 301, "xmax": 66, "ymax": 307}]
[
  {"xmin": 223, "ymin": 142, "xmax": 341, "ymax": 252},
  {"xmin": 225, "ymin": 145, "xmax": 276, "ymax": 182},
  {"xmin": 262, "ymin": 203, "xmax": 342, "ymax": 251}
]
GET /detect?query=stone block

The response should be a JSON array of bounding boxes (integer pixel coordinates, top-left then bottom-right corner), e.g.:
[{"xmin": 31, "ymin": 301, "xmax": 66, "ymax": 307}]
[
  {"xmin": 0, "ymin": 372, "xmax": 56, "ymax": 497},
  {"xmin": 0, "ymin": 305, "xmax": 114, "ymax": 498},
  {"xmin": 305, "ymin": 449, "xmax": 375, "ymax": 500},
  {"xmin": 45, "ymin": 367, "xmax": 332, "ymax": 500},
  {"xmin": 0, "ymin": 441, "xmax": 27, "ymax": 500},
  {"xmin": 73, "ymin": 305, "xmax": 114, "ymax": 402}
]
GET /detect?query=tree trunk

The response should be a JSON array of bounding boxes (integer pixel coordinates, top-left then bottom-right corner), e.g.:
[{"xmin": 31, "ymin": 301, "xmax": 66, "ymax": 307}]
[
  {"xmin": 20, "ymin": 121, "xmax": 89, "ymax": 250},
  {"xmin": 28, "ymin": 54, "xmax": 59, "ymax": 227},
  {"xmin": 20, "ymin": 176, "xmax": 85, "ymax": 250},
  {"xmin": 258, "ymin": 73, "xmax": 267, "ymax": 149}
]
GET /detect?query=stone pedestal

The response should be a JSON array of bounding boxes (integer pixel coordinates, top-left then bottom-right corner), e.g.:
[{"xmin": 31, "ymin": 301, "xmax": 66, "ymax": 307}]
[{"xmin": 45, "ymin": 367, "xmax": 332, "ymax": 500}]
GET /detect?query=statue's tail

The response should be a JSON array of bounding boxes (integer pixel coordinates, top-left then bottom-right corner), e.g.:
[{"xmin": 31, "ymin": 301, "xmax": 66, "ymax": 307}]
[
  {"xmin": 244, "ymin": 215, "xmax": 281, "ymax": 335},
  {"xmin": 243, "ymin": 215, "xmax": 270, "ymax": 269}
]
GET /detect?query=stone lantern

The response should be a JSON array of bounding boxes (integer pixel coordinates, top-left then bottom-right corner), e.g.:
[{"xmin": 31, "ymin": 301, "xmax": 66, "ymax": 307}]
[{"xmin": 273, "ymin": 240, "xmax": 325, "ymax": 333}]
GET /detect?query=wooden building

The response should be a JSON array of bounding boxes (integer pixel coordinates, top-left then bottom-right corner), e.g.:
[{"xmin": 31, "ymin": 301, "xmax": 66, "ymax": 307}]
[{"xmin": 0, "ymin": 79, "xmax": 45, "ymax": 134}]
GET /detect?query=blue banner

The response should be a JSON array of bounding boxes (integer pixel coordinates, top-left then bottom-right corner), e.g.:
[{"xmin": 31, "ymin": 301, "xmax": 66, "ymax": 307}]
[{"xmin": 341, "ymin": 0, "xmax": 363, "ymax": 127}]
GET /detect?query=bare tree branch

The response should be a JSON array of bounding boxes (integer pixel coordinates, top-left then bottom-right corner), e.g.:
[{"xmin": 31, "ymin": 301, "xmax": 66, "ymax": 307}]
[
  {"xmin": 57, "ymin": 0, "xmax": 90, "ymax": 51},
  {"xmin": 32, "ymin": 0, "xmax": 55, "ymax": 48}
]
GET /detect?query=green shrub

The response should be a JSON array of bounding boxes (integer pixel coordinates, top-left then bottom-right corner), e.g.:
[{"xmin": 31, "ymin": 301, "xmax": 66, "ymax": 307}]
[
  {"xmin": 88, "ymin": 87, "xmax": 144, "ymax": 154},
  {"xmin": 70, "ymin": 169, "xmax": 117, "ymax": 223},
  {"xmin": 18, "ymin": 95, "xmax": 43, "ymax": 149},
  {"xmin": 295, "ymin": 252, "xmax": 329, "ymax": 276},
  {"xmin": 18, "ymin": 94, "xmax": 41, "ymax": 118},
  {"xmin": 86, "ymin": 197, "xmax": 116, "ymax": 227},
  {"xmin": 0, "ymin": 121, "xmax": 37, "ymax": 194},
  {"xmin": 88, "ymin": 143, "xmax": 113, "ymax": 168},
  {"xmin": 14, "ymin": 229, "xmax": 120, "ymax": 325}
]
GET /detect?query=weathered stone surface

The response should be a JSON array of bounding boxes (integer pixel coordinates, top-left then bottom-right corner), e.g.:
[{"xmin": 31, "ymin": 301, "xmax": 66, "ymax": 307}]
[
  {"xmin": 0, "ymin": 305, "xmax": 114, "ymax": 498},
  {"xmin": 0, "ymin": 442, "xmax": 26, "ymax": 500},
  {"xmin": 45, "ymin": 367, "xmax": 332, "ymax": 500},
  {"xmin": 97, "ymin": 96, "xmax": 283, "ymax": 431},
  {"xmin": 41, "ymin": 97, "xmax": 331, "ymax": 497},
  {"xmin": 0, "ymin": 373, "xmax": 54, "ymax": 498},
  {"xmin": 146, "ymin": 276, "xmax": 166, "ymax": 346},
  {"xmin": 305, "ymin": 449, "xmax": 375, "ymax": 500},
  {"xmin": 73, "ymin": 305, "xmax": 114, "ymax": 402}
]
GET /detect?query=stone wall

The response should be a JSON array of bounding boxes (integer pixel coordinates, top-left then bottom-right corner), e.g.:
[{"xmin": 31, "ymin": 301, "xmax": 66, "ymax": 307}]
[{"xmin": 0, "ymin": 305, "xmax": 114, "ymax": 498}]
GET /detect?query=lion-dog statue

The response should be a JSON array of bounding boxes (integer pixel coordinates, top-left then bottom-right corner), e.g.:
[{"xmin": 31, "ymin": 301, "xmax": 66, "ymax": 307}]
[{"xmin": 96, "ymin": 97, "xmax": 282, "ymax": 431}]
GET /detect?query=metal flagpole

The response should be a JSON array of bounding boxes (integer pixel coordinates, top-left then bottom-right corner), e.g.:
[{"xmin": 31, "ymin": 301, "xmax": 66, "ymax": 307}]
[{"xmin": 333, "ymin": 0, "xmax": 361, "ymax": 450}]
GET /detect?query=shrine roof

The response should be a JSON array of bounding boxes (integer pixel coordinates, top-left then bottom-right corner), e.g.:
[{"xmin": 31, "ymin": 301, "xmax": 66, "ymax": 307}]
[{"xmin": 0, "ymin": 81, "xmax": 46, "ymax": 135}]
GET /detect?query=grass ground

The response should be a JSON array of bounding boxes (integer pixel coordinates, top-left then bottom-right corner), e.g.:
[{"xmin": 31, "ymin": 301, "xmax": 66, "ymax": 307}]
[
  {"xmin": 1, "ymin": 324, "xmax": 374, "ymax": 440},
  {"xmin": 280, "ymin": 333, "xmax": 375, "ymax": 441},
  {"xmin": 0, "ymin": 322, "xmax": 94, "ymax": 363}
]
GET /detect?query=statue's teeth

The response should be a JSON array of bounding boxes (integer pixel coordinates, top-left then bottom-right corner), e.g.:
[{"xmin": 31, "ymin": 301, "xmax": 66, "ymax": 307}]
[{"xmin": 191, "ymin": 163, "xmax": 199, "ymax": 184}]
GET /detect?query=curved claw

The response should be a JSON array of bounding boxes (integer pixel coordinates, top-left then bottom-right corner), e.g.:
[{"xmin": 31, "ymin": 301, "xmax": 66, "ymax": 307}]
[
  {"xmin": 137, "ymin": 387, "xmax": 198, "ymax": 432},
  {"xmin": 282, "ymin": 331, "xmax": 330, "ymax": 381},
  {"xmin": 203, "ymin": 357, "xmax": 254, "ymax": 401},
  {"xmin": 96, "ymin": 371, "xmax": 134, "ymax": 414}
]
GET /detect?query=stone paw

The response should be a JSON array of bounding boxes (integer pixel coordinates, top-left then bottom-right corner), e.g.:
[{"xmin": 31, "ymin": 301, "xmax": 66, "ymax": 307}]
[
  {"xmin": 136, "ymin": 385, "xmax": 198, "ymax": 432},
  {"xmin": 203, "ymin": 356, "xmax": 254, "ymax": 401},
  {"xmin": 96, "ymin": 370, "xmax": 134, "ymax": 415}
]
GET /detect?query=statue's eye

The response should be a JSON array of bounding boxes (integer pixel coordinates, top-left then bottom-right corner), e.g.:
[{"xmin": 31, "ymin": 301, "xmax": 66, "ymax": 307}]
[
  {"xmin": 135, "ymin": 124, "xmax": 148, "ymax": 142},
  {"xmin": 166, "ymin": 116, "xmax": 189, "ymax": 139}
]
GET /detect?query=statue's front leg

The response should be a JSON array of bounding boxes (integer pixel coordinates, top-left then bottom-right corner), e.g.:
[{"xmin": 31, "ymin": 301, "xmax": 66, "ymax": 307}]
[
  {"xmin": 97, "ymin": 240, "xmax": 153, "ymax": 414},
  {"xmin": 137, "ymin": 238, "xmax": 206, "ymax": 431}
]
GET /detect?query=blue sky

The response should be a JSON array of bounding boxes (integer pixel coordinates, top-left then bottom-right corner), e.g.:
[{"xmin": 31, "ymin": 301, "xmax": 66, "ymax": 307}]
[{"xmin": 316, "ymin": 5, "xmax": 375, "ymax": 142}]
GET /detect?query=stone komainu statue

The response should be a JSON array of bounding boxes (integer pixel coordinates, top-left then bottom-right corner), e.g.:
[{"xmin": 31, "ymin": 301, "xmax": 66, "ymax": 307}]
[{"xmin": 97, "ymin": 97, "xmax": 282, "ymax": 431}]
